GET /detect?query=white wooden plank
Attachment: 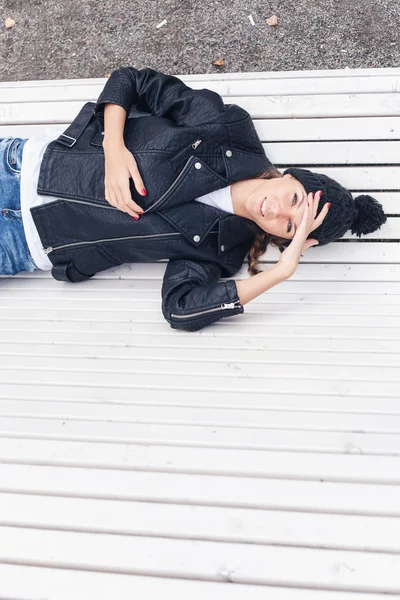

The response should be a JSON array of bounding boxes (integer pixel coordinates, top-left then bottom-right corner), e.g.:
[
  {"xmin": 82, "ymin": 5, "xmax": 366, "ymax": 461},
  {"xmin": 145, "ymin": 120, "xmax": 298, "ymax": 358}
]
[
  {"xmin": 1, "ymin": 437, "xmax": 400, "ymax": 484},
  {"xmin": 0, "ymin": 415, "xmax": 399, "ymax": 455},
  {"xmin": 2, "ymin": 75, "xmax": 400, "ymax": 104},
  {"xmin": 0, "ymin": 330, "xmax": 399, "ymax": 359},
  {"xmin": 2, "ymin": 526, "xmax": 400, "ymax": 591},
  {"xmin": 2, "ymin": 295, "xmax": 400, "ymax": 313},
  {"xmin": 0, "ymin": 378, "xmax": 399, "ymax": 411},
  {"xmin": 1, "ymin": 320, "xmax": 400, "ymax": 351},
  {"xmin": 2, "ymin": 117, "xmax": 400, "ymax": 141},
  {"xmin": 256, "ymin": 117, "xmax": 400, "ymax": 141},
  {"xmin": 2, "ymin": 492, "xmax": 400, "ymax": 552},
  {"xmin": 263, "ymin": 243, "xmax": 400, "ymax": 263},
  {"xmin": 3, "ymin": 261, "xmax": 400, "ymax": 282},
  {"xmin": 264, "ymin": 141, "xmax": 400, "ymax": 165},
  {"xmin": 0, "ymin": 307, "xmax": 399, "ymax": 329},
  {"xmin": 1, "ymin": 463, "xmax": 400, "ymax": 516},
  {"xmin": 2, "ymin": 92, "xmax": 400, "ymax": 124},
  {"xmin": 2, "ymin": 400, "xmax": 400, "ymax": 432},
  {"xmin": 0, "ymin": 336, "xmax": 399, "ymax": 374},
  {"xmin": 0, "ymin": 242, "xmax": 398, "ymax": 265},
  {"xmin": 0, "ymin": 292, "xmax": 399, "ymax": 310},
  {"xmin": 0, "ymin": 564, "xmax": 393, "ymax": 600}
]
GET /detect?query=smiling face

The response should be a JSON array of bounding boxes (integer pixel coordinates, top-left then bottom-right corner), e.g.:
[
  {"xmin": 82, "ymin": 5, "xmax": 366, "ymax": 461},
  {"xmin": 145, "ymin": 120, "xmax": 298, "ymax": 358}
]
[{"xmin": 231, "ymin": 173, "xmax": 309, "ymax": 240}]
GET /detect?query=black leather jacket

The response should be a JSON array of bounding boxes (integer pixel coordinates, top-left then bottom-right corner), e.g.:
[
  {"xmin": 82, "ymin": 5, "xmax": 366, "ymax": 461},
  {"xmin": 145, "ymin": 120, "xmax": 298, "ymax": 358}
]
[{"xmin": 32, "ymin": 66, "xmax": 273, "ymax": 331}]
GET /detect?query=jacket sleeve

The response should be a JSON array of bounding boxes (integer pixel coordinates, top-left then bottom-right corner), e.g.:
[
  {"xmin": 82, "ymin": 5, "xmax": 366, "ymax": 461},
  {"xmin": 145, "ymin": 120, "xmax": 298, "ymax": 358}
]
[
  {"xmin": 94, "ymin": 66, "xmax": 233, "ymax": 127},
  {"xmin": 161, "ymin": 258, "xmax": 244, "ymax": 332}
]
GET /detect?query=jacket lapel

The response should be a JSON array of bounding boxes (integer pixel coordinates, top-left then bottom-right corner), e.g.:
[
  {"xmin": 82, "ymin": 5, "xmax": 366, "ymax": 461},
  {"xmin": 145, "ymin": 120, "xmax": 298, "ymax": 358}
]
[
  {"xmin": 159, "ymin": 197, "xmax": 257, "ymax": 257},
  {"xmin": 158, "ymin": 144, "xmax": 271, "ymax": 255}
]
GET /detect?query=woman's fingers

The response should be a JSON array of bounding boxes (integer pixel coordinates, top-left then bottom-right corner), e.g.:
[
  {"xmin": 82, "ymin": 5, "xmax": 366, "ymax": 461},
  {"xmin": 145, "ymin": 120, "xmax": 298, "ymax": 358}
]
[
  {"xmin": 309, "ymin": 196, "xmax": 331, "ymax": 233},
  {"xmin": 118, "ymin": 175, "xmax": 146, "ymax": 217},
  {"xmin": 103, "ymin": 146, "xmax": 146, "ymax": 219},
  {"xmin": 128, "ymin": 161, "xmax": 146, "ymax": 199}
]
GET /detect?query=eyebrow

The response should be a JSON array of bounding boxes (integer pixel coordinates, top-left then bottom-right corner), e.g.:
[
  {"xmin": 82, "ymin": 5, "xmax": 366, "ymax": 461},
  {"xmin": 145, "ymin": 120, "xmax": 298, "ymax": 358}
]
[{"xmin": 292, "ymin": 191, "xmax": 305, "ymax": 237}]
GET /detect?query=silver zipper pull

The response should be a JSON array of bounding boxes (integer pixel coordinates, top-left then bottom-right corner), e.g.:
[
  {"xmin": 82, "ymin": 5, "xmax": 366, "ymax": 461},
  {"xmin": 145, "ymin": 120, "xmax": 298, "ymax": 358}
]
[
  {"xmin": 221, "ymin": 303, "xmax": 235, "ymax": 309},
  {"xmin": 43, "ymin": 246, "xmax": 53, "ymax": 255},
  {"xmin": 192, "ymin": 139, "xmax": 202, "ymax": 149}
]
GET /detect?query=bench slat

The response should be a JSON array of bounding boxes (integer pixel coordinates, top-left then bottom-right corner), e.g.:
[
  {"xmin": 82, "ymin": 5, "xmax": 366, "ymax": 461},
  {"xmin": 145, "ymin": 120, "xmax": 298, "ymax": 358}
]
[
  {"xmin": 2, "ymin": 492, "xmax": 400, "ymax": 551},
  {"xmin": 2, "ymin": 436, "xmax": 400, "ymax": 483},
  {"xmin": 1, "ymin": 75, "xmax": 400, "ymax": 103},
  {"xmin": 2, "ymin": 116, "xmax": 400, "ymax": 140},
  {"xmin": 1, "ymin": 415, "xmax": 400, "ymax": 454},
  {"xmin": 2, "ymin": 463, "xmax": 400, "ymax": 515},
  {"xmin": 2, "ymin": 92, "xmax": 400, "ymax": 123},
  {"xmin": 3, "ymin": 564, "xmax": 387, "ymax": 600},
  {"xmin": 2, "ymin": 526, "xmax": 400, "ymax": 591}
]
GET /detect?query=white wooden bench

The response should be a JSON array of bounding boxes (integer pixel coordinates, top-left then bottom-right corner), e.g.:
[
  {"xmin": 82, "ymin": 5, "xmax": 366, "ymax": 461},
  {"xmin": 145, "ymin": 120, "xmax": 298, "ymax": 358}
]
[{"xmin": 1, "ymin": 67, "xmax": 400, "ymax": 599}]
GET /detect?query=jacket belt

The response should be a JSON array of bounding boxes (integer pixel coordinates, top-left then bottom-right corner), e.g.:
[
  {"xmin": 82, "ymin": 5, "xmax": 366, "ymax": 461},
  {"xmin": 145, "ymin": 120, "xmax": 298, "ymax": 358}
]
[
  {"xmin": 56, "ymin": 102, "xmax": 96, "ymax": 148},
  {"xmin": 51, "ymin": 261, "xmax": 91, "ymax": 283}
]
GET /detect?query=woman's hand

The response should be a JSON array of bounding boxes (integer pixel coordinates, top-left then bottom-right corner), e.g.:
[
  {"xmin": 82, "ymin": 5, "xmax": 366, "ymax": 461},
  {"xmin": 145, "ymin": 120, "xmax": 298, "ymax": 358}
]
[
  {"xmin": 103, "ymin": 141, "xmax": 147, "ymax": 219},
  {"xmin": 277, "ymin": 190, "xmax": 330, "ymax": 277}
]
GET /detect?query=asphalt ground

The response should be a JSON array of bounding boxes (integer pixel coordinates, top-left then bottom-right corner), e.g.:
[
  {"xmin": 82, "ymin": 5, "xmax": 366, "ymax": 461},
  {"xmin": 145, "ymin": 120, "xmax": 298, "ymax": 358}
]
[{"xmin": 0, "ymin": 0, "xmax": 399, "ymax": 82}]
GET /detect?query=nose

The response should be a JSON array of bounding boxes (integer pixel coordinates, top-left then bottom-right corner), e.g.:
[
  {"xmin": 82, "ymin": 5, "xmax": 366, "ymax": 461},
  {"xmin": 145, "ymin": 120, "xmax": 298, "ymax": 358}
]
[{"xmin": 266, "ymin": 200, "xmax": 285, "ymax": 219}]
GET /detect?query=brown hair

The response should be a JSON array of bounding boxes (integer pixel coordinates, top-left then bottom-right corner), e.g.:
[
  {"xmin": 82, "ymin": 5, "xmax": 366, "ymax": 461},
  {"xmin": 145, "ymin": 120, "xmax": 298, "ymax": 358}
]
[{"xmin": 246, "ymin": 167, "xmax": 290, "ymax": 276}]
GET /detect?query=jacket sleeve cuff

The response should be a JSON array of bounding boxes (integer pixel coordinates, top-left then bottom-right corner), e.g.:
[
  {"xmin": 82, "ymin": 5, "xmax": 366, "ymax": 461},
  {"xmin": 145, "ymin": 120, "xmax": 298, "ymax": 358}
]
[{"xmin": 167, "ymin": 279, "xmax": 244, "ymax": 332}]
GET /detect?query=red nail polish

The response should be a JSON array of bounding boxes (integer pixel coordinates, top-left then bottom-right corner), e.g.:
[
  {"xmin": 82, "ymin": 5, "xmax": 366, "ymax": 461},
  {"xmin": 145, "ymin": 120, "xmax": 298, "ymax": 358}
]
[
  {"xmin": 327, "ymin": 203, "xmax": 331, "ymax": 208},
  {"xmin": 141, "ymin": 188, "xmax": 147, "ymax": 196},
  {"xmin": 134, "ymin": 216, "xmax": 139, "ymax": 220}
]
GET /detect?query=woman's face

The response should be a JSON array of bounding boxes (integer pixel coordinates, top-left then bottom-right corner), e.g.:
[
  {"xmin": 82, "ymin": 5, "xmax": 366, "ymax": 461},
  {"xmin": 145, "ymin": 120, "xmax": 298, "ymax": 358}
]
[{"xmin": 234, "ymin": 173, "xmax": 309, "ymax": 240}]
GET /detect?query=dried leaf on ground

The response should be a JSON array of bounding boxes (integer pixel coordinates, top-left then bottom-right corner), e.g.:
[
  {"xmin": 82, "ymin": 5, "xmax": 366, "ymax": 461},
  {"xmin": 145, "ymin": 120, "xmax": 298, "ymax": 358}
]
[
  {"xmin": 212, "ymin": 59, "xmax": 225, "ymax": 66},
  {"xmin": 5, "ymin": 17, "xmax": 16, "ymax": 29},
  {"xmin": 266, "ymin": 15, "xmax": 278, "ymax": 26}
]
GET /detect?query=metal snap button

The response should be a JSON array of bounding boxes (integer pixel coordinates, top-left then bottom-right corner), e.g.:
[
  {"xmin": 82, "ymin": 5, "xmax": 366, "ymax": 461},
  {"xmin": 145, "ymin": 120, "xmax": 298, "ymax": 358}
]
[
  {"xmin": 195, "ymin": 162, "xmax": 202, "ymax": 169},
  {"xmin": 220, "ymin": 245, "xmax": 225, "ymax": 252},
  {"xmin": 193, "ymin": 235, "xmax": 201, "ymax": 242},
  {"xmin": 226, "ymin": 150, "xmax": 232, "ymax": 157}
]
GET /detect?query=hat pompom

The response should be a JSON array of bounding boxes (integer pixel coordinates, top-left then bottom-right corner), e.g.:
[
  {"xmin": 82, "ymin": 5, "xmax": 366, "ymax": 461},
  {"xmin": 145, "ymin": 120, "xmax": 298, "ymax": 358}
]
[{"xmin": 351, "ymin": 195, "xmax": 388, "ymax": 238}]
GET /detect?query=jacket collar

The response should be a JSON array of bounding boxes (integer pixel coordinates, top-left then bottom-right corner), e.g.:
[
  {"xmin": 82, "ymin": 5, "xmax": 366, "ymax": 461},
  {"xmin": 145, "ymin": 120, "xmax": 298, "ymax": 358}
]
[{"xmin": 221, "ymin": 145, "xmax": 274, "ymax": 182}]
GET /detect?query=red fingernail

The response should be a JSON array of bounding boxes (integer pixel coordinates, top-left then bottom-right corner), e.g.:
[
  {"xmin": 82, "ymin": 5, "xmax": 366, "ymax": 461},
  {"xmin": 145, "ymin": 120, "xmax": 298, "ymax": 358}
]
[
  {"xmin": 134, "ymin": 216, "xmax": 139, "ymax": 220},
  {"xmin": 327, "ymin": 203, "xmax": 331, "ymax": 208},
  {"xmin": 141, "ymin": 188, "xmax": 147, "ymax": 196}
]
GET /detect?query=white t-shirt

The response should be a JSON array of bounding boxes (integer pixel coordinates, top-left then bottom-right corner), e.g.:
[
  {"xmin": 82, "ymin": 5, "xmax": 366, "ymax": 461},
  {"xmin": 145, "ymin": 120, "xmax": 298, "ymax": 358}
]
[{"xmin": 20, "ymin": 129, "xmax": 234, "ymax": 271}]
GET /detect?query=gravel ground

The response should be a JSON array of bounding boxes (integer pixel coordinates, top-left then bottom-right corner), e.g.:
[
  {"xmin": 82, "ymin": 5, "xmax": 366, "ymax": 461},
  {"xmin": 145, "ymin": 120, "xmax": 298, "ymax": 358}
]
[{"xmin": 0, "ymin": 0, "xmax": 399, "ymax": 82}]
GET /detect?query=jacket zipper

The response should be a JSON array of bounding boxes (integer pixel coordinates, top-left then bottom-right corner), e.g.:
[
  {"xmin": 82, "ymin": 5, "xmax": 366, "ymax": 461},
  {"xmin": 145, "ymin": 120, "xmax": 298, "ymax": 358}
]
[
  {"xmin": 171, "ymin": 300, "xmax": 242, "ymax": 319},
  {"xmin": 142, "ymin": 155, "xmax": 195, "ymax": 214},
  {"xmin": 43, "ymin": 230, "xmax": 181, "ymax": 255},
  {"xmin": 41, "ymin": 155, "xmax": 202, "ymax": 255}
]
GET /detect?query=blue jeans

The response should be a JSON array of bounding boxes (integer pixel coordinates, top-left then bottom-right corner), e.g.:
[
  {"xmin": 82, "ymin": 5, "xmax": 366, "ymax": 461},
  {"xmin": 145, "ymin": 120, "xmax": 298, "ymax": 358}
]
[{"xmin": 0, "ymin": 137, "xmax": 39, "ymax": 275}]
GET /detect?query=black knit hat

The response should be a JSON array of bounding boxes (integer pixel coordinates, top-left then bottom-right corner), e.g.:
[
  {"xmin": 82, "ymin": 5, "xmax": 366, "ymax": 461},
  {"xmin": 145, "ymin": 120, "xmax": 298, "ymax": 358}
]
[{"xmin": 282, "ymin": 167, "xmax": 387, "ymax": 247}]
